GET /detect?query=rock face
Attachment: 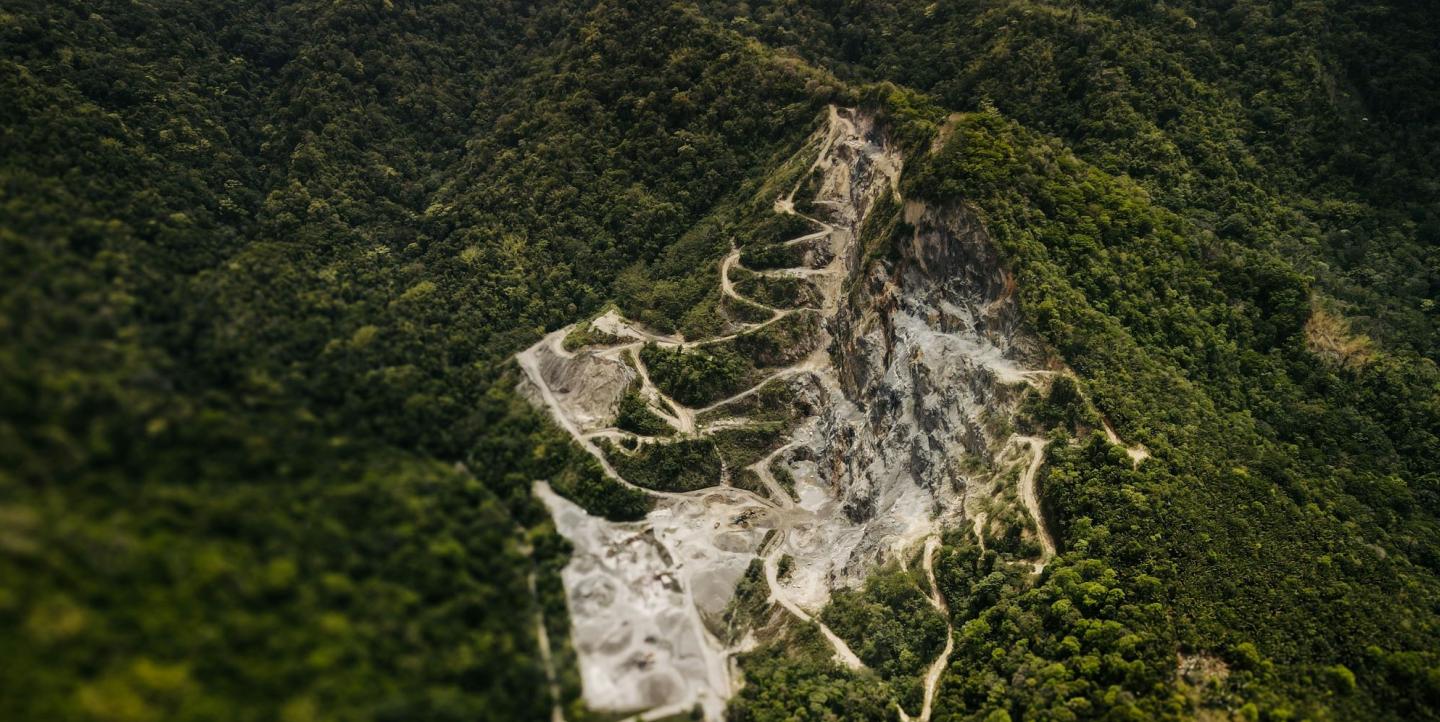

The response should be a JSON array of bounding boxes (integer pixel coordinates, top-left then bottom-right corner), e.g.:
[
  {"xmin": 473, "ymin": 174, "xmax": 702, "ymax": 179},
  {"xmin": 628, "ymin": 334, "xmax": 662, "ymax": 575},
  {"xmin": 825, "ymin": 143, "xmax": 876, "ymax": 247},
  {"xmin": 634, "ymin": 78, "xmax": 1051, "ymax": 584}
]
[
  {"xmin": 853, "ymin": 204, "xmax": 1041, "ymax": 492},
  {"xmin": 770, "ymin": 121, "xmax": 1047, "ymax": 591}
]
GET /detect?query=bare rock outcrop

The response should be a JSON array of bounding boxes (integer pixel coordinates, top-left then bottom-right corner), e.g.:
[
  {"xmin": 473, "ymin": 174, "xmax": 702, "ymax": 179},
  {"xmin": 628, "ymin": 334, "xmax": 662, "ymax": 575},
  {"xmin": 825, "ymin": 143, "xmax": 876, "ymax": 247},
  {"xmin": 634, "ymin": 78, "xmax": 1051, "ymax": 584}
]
[
  {"xmin": 533, "ymin": 341, "xmax": 637, "ymax": 433},
  {"xmin": 788, "ymin": 158, "xmax": 1048, "ymax": 587}
]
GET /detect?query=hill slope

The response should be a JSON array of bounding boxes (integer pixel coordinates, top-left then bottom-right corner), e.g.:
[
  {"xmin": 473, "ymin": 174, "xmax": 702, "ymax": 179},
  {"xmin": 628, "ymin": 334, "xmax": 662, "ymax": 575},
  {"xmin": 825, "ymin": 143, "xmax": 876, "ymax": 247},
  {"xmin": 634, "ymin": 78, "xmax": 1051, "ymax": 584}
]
[{"xmin": 2, "ymin": 1, "xmax": 1437, "ymax": 721}]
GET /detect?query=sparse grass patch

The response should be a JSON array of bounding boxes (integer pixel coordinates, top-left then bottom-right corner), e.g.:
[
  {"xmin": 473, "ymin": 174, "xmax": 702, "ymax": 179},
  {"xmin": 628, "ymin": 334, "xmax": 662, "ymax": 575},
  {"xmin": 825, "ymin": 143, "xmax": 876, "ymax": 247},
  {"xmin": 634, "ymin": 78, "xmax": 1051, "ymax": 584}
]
[
  {"xmin": 722, "ymin": 293, "xmax": 776, "ymax": 324},
  {"xmin": 731, "ymin": 268, "xmax": 822, "ymax": 308},
  {"xmin": 712, "ymin": 422, "xmax": 789, "ymax": 469},
  {"xmin": 696, "ymin": 376, "xmax": 813, "ymax": 427},
  {"xmin": 562, "ymin": 320, "xmax": 626, "ymax": 351}
]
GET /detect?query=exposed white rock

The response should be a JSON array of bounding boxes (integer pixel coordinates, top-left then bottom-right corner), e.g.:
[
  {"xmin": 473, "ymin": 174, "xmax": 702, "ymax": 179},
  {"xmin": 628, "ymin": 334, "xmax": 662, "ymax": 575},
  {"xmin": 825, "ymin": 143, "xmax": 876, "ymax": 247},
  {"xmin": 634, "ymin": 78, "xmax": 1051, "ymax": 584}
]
[
  {"xmin": 758, "ymin": 115, "xmax": 1054, "ymax": 605},
  {"xmin": 531, "ymin": 335, "xmax": 636, "ymax": 433},
  {"xmin": 535, "ymin": 483, "xmax": 763, "ymax": 721}
]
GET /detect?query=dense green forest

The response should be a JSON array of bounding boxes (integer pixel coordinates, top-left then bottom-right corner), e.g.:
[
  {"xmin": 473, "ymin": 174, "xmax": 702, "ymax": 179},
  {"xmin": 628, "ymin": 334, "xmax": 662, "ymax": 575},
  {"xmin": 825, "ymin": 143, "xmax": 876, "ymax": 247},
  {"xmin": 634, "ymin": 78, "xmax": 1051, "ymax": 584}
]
[
  {"xmin": 3, "ymin": 0, "xmax": 1438, "ymax": 721},
  {"xmin": 1, "ymin": 0, "xmax": 830, "ymax": 718}
]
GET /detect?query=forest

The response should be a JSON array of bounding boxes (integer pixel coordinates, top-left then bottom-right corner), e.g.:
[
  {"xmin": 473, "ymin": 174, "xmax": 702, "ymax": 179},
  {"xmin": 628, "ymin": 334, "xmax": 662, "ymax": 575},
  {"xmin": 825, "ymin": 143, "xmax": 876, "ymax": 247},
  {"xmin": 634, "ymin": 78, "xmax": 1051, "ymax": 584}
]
[{"xmin": 2, "ymin": 0, "xmax": 1437, "ymax": 720}]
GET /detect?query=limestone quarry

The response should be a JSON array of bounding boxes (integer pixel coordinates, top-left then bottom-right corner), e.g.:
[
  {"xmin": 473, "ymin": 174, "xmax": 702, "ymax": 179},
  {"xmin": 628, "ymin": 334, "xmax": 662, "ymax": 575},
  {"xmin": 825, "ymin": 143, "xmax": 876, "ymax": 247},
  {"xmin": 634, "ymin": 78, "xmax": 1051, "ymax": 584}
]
[{"xmin": 517, "ymin": 107, "xmax": 1081, "ymax": 721}]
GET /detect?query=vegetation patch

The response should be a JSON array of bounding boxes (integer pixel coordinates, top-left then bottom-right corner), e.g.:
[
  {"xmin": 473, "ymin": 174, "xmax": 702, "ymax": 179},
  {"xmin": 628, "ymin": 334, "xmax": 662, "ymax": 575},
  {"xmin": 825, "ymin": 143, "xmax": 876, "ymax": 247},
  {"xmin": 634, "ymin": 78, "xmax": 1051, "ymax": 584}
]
[
  {"xmin": 711, "ymin": 422, "xmax": 789, "ymax": 470},
  {"xmin": 728, "ymin": 623, "xmax": 895, "ymax": 722},
  {"xmin": 741, "ymin": 242, "xmax": 809, "ymax": 271},
  {"xmin": 720, "ymin": 559, "xmax": 774, "ymax": 646},
  {"xmin": 857, "ymin": 189, "xmax": 907, "ymax": 263},
  {"xmin": 978, "ymin": 476, "xmax": 1043, "ymax": 561},
  {"xmin": 730, "ymin": 311, "xmax": 823, "ymax": 368},
  {"xmin": 562, "ymin": 320, "xmax": 626, "ymax": 352},
  {"xmin": 1017, "ymin": 375, "xmax": 1101, "ymax": 436},
  {"xmin": 738, "ymin": 211, "xmax": 819, "ymax": 249},
  {"xmin": 676, "ymin": 291, "xmax": 730, "ymax": 341},
  {"xmin": 731, "ymin": 268, "xmax": 822, "ymax": 308},
  {"xmin": 792, "ymin": 166, "xmax": 827, "ymax": 218},
  {"xmin": 697, "ymin": 376, "xmax": 813, "ymax": 427},
  {"xmin": 730, "ymin": 468, "xmax": 771, "ymax": 500},
  {"xmin": 613, "ymin": 382, "xmax": 675, "ymax": 437},
  {"xmin": 640, "ymin": 342, "xmax": 754, "ymax": 408},
  {"xmin": 1304, "ymin": 301, "xmax": 1375, "ymax": 370},
  {"xmin": 734, "ymin": 117, "xmax": 832, "ymax": 223},
  {"xmin": 656, "ymin": 313, "xmax": 820, "ymax": 410},
  {"xmin": 770, "ymin": 462, "xmax": 798, "ymax": 503},
  {"xmin": 603, "ymin": 438, "xmax": 722, "ymax": 493},
  {"xmin": 821, "ymin": 565, "xmax": 949, "ymax": 714},
  {"xmin": 549, "ymin": 450, "xmax": 655, "ymax": 523},
  {"xmin": 721, "ymin": 293, "xmax": 776, "ymax": 325},
  {"xmin": 930, "ymin": 535, "xmax": 1177, "ymax": 722}
]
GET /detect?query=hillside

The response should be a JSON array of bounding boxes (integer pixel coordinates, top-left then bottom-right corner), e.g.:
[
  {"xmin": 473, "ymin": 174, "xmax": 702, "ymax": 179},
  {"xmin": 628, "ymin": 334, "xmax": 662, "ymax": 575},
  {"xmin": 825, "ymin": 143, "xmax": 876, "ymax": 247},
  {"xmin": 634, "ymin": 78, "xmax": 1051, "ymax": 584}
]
[{"xmin": 2, "ymin": 1, "xmax": 1437, "ymax": 721}]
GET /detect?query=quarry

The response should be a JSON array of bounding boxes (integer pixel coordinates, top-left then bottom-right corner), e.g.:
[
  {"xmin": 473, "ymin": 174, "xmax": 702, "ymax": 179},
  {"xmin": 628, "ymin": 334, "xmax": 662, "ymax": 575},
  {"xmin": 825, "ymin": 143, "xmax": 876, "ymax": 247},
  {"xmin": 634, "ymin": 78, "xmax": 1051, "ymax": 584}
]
[{"xmin": 519, "ymin": 106, "xmax": 1065, "ymax": 721}]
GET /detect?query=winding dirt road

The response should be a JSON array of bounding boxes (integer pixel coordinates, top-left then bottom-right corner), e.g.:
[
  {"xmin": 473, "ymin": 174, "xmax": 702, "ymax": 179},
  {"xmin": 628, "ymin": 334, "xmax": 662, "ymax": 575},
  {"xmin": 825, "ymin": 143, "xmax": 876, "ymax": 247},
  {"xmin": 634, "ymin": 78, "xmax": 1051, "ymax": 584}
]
[
  {"xmin": 763, "ymin": 540, "xmax": 866, "ymax": 670},
  {"xmin": 517, "ymin": 106, "xmax": 878, "ymax": 684},
  {"xmin": 1013, "ymin": 436, "xmax": 1055, "ymax": 572},
  {"xmin": 898, "ymin": 536, "xmax": 955, "ymax": 722}
]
